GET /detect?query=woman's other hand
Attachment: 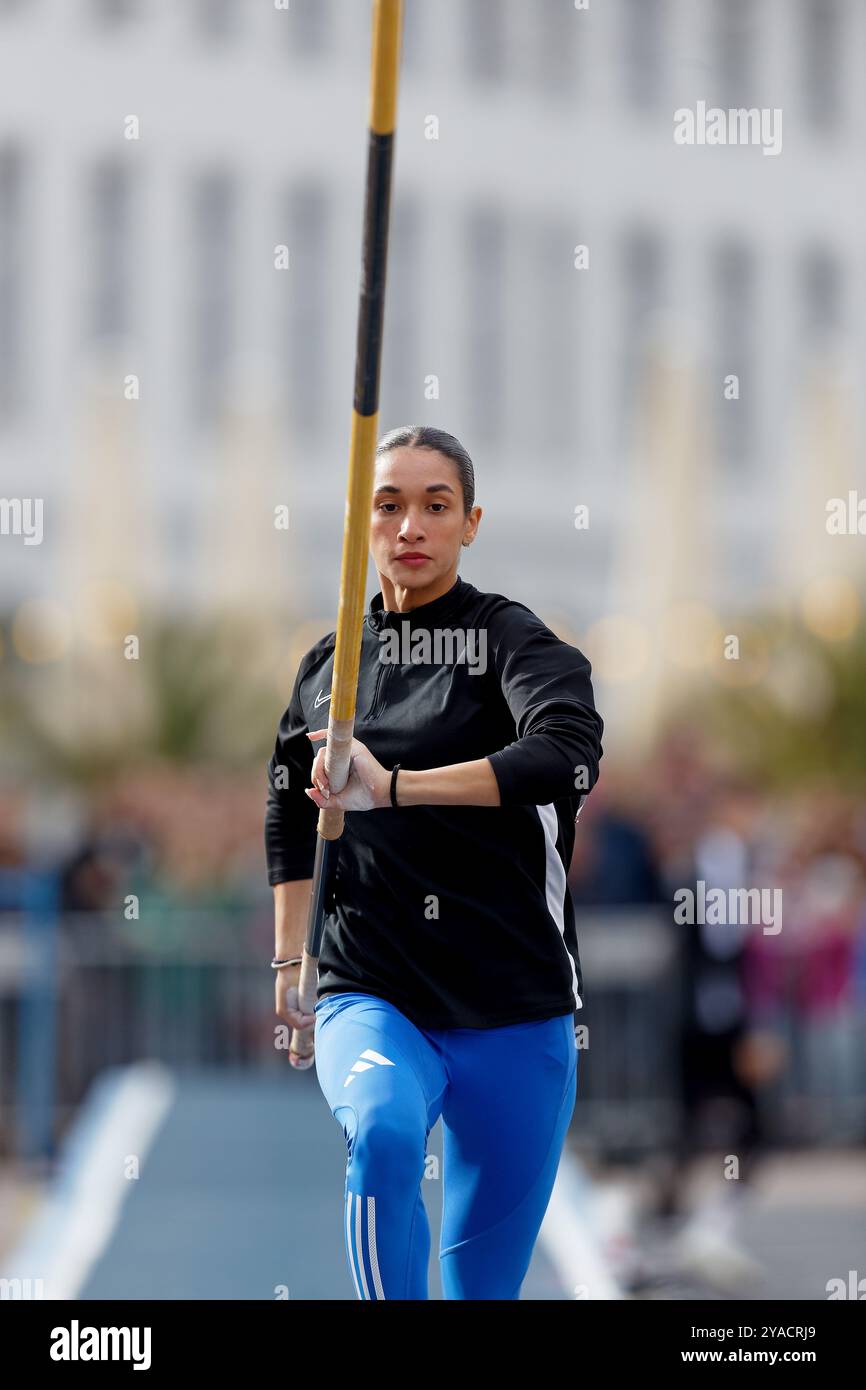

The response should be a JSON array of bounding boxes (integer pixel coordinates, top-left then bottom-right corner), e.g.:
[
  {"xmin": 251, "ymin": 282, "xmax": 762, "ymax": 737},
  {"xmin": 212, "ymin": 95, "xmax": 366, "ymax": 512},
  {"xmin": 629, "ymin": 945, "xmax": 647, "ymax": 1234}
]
[
  {"xmin": 275, "ymin": 967, "xmax": 316, "ymax": 1034},
  {"xmin": 305, "ymin": 729, "xmax": 391, "ymax": 812}
]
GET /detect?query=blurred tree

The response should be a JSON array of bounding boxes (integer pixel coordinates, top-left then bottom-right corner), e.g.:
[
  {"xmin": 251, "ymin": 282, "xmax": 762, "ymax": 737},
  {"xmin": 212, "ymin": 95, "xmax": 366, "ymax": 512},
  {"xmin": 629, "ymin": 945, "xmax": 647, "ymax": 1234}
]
[
  {"xmin": 662, "ymin": 608, "xmax": 866, "ymax": 792},
  {"xmin": 0, "ymin": 611, "xmax": 295, "ymax": 786}
]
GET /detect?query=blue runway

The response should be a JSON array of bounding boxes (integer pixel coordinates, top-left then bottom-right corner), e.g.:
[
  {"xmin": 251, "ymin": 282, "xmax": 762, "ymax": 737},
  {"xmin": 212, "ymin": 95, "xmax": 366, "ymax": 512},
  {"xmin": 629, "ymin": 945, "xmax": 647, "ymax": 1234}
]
[{"xmin": 16, "ymin": 1066, "xmax": 568, "ymax": 1300}]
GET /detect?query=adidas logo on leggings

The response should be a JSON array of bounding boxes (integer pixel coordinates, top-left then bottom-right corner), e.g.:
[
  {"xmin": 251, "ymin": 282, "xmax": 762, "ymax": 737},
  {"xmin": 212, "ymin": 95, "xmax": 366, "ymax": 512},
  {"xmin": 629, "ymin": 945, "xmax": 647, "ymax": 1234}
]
[{"xmin": 343, "ymin": 1048, "xmax": 395, "ymax": 1088}]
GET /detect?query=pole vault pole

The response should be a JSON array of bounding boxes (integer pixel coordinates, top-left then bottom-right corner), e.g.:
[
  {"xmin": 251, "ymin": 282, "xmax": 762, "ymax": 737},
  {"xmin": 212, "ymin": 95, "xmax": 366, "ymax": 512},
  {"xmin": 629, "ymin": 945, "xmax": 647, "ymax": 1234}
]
[{"xmin": 290, "ymin": 0, "xmax": 403, "ymax": 1069}]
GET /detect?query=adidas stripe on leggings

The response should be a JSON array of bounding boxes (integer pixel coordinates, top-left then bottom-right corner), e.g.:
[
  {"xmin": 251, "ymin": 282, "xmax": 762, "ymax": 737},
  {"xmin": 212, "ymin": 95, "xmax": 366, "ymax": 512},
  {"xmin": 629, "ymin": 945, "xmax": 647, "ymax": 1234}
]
[{"xmin": 313, "ymin": 990, "xmax": 578, "ymax": 1300}]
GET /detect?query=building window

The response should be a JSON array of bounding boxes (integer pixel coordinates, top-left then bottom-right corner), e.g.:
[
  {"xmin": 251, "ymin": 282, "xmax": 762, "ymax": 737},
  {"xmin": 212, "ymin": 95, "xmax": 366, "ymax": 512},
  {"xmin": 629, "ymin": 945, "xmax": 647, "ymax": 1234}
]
[
  {"xmin": 537, "ymin": 0, "xmax": 578, "ymax": 95},
  {"xmin": 465, "ymin": 203, "xmax": 506, "ymax": 447},
  {"xmin": 802, "ymin": 244, "xmax": 841, "ymax": 344},
  {"xmin": 283, "ymin": 180, "xmax": 328, "ymax": 439},
  {"xmin": 802, "ymin": 0, "xmax": 841, "ymax": 132},
  {"xmin": 714, "ymin": 0, "xmax": 754, "ymax": 108},
  {"xmin": 532, "ymin": 221, "xmax": 576, "ymax": 455},
  {"xmin": 0, "ymin": 144, "xmax": 24, "ymax": 420},
  {"xmin": 87, "ymin": 157, "xmax": 132, "ymax": 345},
  {"xmin": 197, "ymin": 0, "xmax": 237, "ymax": 42},
  {"xmin": 465, "ymin": 0, "xmax": 506, "ymax": 83},
  {"xmin": 620, "ymin": 226, "xmax": 664, "ymax": 449},
  {"xmin": 713, "ymin": 239, "xmax": 754, "ymax": 471},
  {"xmin": 190, "ymin": 170, "xmax": 235, "ymax": 428},
  {"xmin": 380, "ymin": 196, "xmax": 420, "ymax": 427},
  {"xmin": 287, "ymin": 0, "xmax": 330, "ymax": 56},
  {"xmin": 402, "ymin": 0, "xmax": 423, "ymax": 71},
  {"xmin": 92, "ymin": 0, "xmax": 138, "ymax": 24},
  {"xmin": 623, "ymin": 0, "xmax": 664, "ymax": 110}
]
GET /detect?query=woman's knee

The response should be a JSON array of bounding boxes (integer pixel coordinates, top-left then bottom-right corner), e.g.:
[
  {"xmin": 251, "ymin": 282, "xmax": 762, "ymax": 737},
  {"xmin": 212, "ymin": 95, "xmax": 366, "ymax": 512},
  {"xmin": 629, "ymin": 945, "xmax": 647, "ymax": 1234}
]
[{"xmin": 348, "ymin": 1105, "xmax": 427, "ymax": 1188}]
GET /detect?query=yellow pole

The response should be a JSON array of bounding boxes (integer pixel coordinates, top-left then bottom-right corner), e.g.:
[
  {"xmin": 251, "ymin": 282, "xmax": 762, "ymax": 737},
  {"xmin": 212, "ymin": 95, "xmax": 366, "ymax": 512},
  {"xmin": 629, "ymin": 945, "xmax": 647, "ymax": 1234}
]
[{"xmin": 290, "ymin": 0, "xmax": 404, "ymax": 1068}]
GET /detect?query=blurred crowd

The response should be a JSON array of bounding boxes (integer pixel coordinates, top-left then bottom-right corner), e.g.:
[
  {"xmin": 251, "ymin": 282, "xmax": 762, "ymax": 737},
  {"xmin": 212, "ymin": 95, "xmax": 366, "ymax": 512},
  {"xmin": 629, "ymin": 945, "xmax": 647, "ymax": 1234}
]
[
  {"xmin": 1, "ymin": 725, "xmax": 865, "ymax": 1168},
  {"xmin": 569, "ymin": 723, "xmax": 866, "ymax": 1196}
]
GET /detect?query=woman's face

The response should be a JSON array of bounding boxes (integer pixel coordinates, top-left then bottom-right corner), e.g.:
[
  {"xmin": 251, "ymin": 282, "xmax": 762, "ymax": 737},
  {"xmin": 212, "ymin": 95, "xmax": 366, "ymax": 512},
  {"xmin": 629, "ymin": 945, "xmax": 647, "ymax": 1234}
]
[{"xmin": 370, "ymin": 446, "xmax": 480, "ymax": 594}]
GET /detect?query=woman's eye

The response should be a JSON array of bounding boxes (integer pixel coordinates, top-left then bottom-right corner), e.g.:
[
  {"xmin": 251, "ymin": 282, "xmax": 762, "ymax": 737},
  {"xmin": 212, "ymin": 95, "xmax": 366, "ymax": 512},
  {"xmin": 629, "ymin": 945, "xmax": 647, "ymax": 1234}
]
[{"xmin": 376, "ymin": 501, "xmax": 446, "ymax": 514}]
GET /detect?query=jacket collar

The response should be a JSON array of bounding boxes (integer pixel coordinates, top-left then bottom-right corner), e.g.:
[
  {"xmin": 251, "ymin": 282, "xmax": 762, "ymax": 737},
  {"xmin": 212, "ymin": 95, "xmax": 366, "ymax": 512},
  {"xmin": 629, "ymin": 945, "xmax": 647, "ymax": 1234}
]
[{"xmin": 367, "ymin": 574, "xmax": 470, "ymax": 632}]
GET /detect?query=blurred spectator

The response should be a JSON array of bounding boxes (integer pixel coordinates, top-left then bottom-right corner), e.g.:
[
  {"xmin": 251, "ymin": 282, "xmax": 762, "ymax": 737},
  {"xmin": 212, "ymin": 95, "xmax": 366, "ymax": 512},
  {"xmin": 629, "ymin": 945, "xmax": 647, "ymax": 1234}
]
[{"xmin": 569, "ymin": 767, "xmax": 667, "ymax": 908}]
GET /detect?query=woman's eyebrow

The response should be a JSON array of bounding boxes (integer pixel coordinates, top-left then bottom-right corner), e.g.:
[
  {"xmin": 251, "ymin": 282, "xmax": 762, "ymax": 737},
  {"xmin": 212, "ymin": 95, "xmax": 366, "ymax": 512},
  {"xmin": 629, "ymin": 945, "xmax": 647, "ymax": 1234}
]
[{"xmin": 373, "ymin": 482, "xmax": 456, "ymax": 496}]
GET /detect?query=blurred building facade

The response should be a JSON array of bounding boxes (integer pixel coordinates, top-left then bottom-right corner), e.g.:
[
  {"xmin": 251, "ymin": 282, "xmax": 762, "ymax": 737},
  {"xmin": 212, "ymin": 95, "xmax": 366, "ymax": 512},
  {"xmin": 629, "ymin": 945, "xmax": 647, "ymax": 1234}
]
[{"xmin": 0, "ymin": 0, "xmax": 863, "ymax": 694}]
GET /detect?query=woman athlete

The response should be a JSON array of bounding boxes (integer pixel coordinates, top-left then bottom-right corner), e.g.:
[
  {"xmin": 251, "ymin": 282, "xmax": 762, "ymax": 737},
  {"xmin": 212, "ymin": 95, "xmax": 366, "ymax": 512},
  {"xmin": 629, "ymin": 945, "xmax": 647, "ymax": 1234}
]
[{"xmin": 265, "ymin": 424, "xmax": 604, "ymax": 1300}]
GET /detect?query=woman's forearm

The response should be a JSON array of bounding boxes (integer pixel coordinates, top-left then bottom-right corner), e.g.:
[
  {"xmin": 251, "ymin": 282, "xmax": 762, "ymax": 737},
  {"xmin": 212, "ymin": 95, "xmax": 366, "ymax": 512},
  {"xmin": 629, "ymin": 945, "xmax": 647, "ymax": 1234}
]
[
  {"xmin": 396, "ymin": 758, "xmax": 500, "ymax": 808},
  {"xmin": 273, "ymin": 878, "xmax": 313, "ymax": 958}
]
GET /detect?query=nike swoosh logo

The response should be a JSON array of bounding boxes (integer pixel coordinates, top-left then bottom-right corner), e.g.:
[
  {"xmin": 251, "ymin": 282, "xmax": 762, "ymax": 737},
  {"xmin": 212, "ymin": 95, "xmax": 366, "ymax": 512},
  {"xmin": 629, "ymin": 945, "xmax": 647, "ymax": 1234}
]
[{"xmin": 314, "ymin": 690, "xmax": 331, "ymax": 709}]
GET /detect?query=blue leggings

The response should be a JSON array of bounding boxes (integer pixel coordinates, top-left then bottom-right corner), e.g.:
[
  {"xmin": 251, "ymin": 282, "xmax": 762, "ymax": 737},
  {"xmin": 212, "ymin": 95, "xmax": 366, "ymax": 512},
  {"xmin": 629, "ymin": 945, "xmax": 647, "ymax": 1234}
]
[{"xmin": 313, "ymin": 991, "xmax": 578, "ymax": 1300}]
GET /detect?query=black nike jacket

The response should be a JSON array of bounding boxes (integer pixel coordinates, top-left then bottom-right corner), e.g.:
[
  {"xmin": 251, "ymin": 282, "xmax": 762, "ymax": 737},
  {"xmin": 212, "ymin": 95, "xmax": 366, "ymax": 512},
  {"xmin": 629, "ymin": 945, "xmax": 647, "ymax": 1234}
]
[{"xmin": 264, "ymin": 573, "xmax": 604, "ymax": 1029}]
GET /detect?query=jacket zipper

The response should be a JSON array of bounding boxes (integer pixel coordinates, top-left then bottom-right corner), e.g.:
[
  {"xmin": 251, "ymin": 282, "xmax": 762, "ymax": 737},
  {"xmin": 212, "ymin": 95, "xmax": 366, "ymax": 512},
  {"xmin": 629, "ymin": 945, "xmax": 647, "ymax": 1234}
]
[{"xmin": 365, "ymin": 647, "xmax": 394, "ymax": 722}]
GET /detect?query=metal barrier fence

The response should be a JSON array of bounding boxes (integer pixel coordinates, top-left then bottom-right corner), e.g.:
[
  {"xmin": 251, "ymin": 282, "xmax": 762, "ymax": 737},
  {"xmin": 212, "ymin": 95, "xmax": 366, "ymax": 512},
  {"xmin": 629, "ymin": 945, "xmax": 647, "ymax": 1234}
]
[
  {"xmin": 0, "ymin": 899, "xmax": 283, "ymax": 1161},
  {"xmin": 1, "ymin": 901, "xmax": 864, "ymax": 1163},
  {"xmin": 576, "ymin": 909, "xmax": 683, "ymax": 1156}
]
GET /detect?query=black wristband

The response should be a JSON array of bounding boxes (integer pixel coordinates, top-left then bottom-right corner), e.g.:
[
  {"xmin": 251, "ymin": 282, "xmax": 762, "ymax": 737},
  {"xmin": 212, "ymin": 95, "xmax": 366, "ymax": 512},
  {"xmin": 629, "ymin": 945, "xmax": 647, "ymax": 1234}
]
[{"xmin": 390, "ymin": 763, "xmax": 401, "ymax": 808}]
